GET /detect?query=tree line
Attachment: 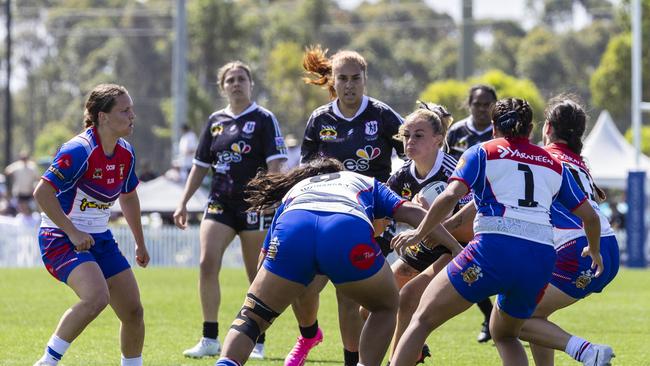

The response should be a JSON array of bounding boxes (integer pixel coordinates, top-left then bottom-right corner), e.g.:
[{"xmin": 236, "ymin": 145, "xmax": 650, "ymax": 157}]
[{"xmin": 0, "ymin": 0, "xmax": 648, "ymax": 171}]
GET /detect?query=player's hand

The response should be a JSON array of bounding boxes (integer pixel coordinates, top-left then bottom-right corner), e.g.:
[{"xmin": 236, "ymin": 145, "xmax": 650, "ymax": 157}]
[
  {"xmin": 581, "ymin": 246, "xmax": 604, "ymax": 277},
  {"xmin": 69, "ymin": 229, "xmax": 94, "ymax": 251},
  {"xmin": 391, "ymin": 229, "xmax": 423, "ymax": 256},
  {"xmin": 135, "ymin": 244, "xmax": 150, "ymax": 268},
  {"xmin": 413, "ymin": 193, "xmax": 431, "ymax": 210},
  {"xmin": 173, "ymin": 205, "xmax": 188, "ymax": 229}
]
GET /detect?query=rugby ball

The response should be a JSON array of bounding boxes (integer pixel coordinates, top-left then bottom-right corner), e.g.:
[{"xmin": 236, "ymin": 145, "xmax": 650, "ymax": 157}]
[{"xmin": 417, "ymin": 181, "xmax": 448, "ymax": 207}]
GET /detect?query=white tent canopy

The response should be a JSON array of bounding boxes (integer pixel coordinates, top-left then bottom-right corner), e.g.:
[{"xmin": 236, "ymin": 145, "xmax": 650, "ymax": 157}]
[
  {"xmin": 112, "ymin": 176, "xmax": 209, "ymax": 213},
  {"xmin": 582, "ymin": 110, "xmax": 650, "ymax": 189}
]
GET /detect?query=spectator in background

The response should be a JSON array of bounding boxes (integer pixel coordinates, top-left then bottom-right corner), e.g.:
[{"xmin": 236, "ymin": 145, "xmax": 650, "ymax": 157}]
[
  {"xmin": 4, "ymin": 150, "xmax": 40, "ymax": 201},
  {"xmin": 14, "ymin": 196, "xmax": 41, "ymax": 227},
  {"xmin": 179, "ymin": 124, "xmax": 198, "ymax": 181},
  {"xmin": 138, "ymin": 159, "xmax": 158, "ymax": 182},
  {"xmin": 283, "ymin": 134, "xmax": 301, "ymax": 170}
]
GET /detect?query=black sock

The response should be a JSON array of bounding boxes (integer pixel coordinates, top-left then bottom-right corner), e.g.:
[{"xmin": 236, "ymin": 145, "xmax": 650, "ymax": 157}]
[
  {"xmin": 344, "ymin": 349, "xmax": 359, "ymax": 366},
  {"xmin": 299, "ymin": 320, "xmax": 319, "ymax": 339},
  {"xmin": 203, "ymin": 321, "xmax": 218, "ymax": 340},
  {"xmin": 257, "ymin": 332, "xmax": 266, "ymax": 344},
  {"xmin": 476, "ymin": 298, "xmax": 493, "ymax": 321}
]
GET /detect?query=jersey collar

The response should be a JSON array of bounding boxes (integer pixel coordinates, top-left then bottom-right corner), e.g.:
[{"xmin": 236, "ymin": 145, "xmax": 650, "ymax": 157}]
[
  {"xmin": 224, "ymin": 102, "xmax": 258, "ymax": 119},
  {"xmin": 332, "ymin": 95, "xmax": 369, "ymax": 121},
  {"xmin": 466, "ymin": 116, "xmax": 493, "ymax": 135},
  {"xmin": 409, "ymin": 150, "xmax": 444, "ymax": 184}
]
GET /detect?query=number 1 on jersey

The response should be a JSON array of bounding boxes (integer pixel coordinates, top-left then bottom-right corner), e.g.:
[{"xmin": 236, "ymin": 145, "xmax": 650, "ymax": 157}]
[{"xmin": 518, "ymin": 163, "xmax": 539, "ymax": 207}]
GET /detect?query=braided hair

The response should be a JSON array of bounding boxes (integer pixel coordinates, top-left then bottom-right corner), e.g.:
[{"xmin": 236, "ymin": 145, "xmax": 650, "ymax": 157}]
[{"xmin": 491, "ymin": 98, "xmax": 534, "ymax": 138}]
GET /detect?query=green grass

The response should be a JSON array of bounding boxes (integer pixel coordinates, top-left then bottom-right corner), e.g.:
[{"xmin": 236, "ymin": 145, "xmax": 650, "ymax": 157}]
[{"xmin": 1, "ymin": 268, "xmax": 648, "ymax": 365}]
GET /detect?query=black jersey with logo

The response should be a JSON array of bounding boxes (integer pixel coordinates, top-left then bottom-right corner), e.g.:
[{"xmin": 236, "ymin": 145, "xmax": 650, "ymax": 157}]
[
  {"xmin": 194, "ymin": 102, "xmax": 287, "ymax": 201},
  {"xmin": 386, "ymin": 152, "xmax": 457, "ymax": 201},
  {"xmin": 301, "ymin": 96, "xmax": 404, "ymax": 182},
  {"xmin": 444, "ymin": 116, "xmax": 493, "ymax": 160}
]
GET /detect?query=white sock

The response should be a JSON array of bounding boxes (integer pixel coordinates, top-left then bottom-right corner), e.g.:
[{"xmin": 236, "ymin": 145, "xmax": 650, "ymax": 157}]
[
  {"xmin": 121, "ymin": 355, "xmax": 143, "ymax": 366},
  {"xmin": 42, "ymin": 334, "xmax": 70, "ymax": 363},
  {"xmin": 565, "ymin": 335, "xmax": 591, "ymax": 362}
]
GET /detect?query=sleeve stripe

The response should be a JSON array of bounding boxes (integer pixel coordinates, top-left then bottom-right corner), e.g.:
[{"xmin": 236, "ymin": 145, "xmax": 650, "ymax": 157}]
[{"xmin": 192, "ymin": 159, "xmax": 211, "ymax": 168}]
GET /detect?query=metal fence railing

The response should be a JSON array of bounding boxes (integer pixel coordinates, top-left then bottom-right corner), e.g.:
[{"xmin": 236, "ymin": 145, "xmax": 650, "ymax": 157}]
[
  {"xmin": 0, "ymin": 221, "xmax": 647, "ymax": 268},
  {"xmin": 0, "ymin": 222, "xmax": 243, "ymax": 268}
]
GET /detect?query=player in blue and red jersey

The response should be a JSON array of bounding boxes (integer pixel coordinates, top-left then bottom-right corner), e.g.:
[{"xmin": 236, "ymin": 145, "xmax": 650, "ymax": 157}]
[
  {"xmin": 517, "ymin": 96, "xmax": 618, "ymax": 366},
  {"xmin": 174, "ymin": 61, "xmax": 287, "ymax": 360},
  {"xmin": 285, "ymin": 46, "xmax": 404, "ymax": 366},
  {"xmin": 213, "ymin": 158, "xmax": 461, "ymax": 366},
  {"xmin": 390, "ymin": 98, "xmax": 604, "ymax": 366},
  {"xmin": 33, "ymin": 84, "xmax": 149, "ymax": 366}
]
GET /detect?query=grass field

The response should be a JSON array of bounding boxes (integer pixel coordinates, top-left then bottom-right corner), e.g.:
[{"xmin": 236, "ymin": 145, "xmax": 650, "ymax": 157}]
[{"xmin": 1, "ymin": 267, "xmax": 648, "ymax": 366}]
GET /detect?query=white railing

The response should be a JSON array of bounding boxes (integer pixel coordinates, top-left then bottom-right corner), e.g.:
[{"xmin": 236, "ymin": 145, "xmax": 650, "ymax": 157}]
[
  {"xmin": 0, "ymin": 222, "xmax": 646, "ymax": 268},
  {"xmin": 0, "ymin": 222, "xmax": 244, "ymax": 268}
]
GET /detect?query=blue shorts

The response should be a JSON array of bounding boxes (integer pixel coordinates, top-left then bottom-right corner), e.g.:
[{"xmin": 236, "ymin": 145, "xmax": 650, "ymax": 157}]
[
  {"xmin": 38, "ymin": 228, "xmax": 130, "ymax": 283},
  {"xmin": 262, "ymin": 209, "xmax": 385, "ymax": 286},
  {"xmin": 551, "ymin": 235, "xmax": 619, "ymax": 299},
  {"xmin": 447, "ymin": 233, "xmax": 557, "ymax": 319}
]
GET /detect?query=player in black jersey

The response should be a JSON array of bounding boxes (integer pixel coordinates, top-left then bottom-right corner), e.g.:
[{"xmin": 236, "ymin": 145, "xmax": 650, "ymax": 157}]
[
  {"xmin": 445, "ymin": 84, "xmax": 497, "ymax": 160},
  {"xmin": 283, "ymin": 46, "xmax": 404, "ymax": 366},
  {"xmin": 173, "ymin": 61, "xmax": 287, "ymax": 360}
]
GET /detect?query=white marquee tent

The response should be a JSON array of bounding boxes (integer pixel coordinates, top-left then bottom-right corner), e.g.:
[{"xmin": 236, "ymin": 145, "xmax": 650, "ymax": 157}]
[{"xmin": 583, "ymin": 110, "xmax": 650, "ymax": 189}]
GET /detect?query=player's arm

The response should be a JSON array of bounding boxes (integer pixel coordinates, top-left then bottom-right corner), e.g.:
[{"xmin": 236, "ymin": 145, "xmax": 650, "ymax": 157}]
[
  {"xmin": 173, "ymin": 164, "xmax": 209, "ymax": 229},
  {"xmin": 119, "ymin": 189, "xmax": 149, "ymax": 267},
  {"xmin": 392, "ymin": 201, "xmax": 463, "ymax": 256},
  {"xmin": 392, "ymin": 180, "xmax": 468, "ymax": 254},
  {"xmin": 33, "ymin": 180, "xmax": 94, "ymax": 250},
  {"xmin": 442, "ymin": 201, "xmax": 476, "ymax": 243}
]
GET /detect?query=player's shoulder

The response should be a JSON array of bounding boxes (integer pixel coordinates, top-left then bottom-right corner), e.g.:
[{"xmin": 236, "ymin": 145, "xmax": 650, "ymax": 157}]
[
  {"xmin": 310, "ymin": 103, "xmax": 334, "ymax": 119},
  {"xmin": 448, "ymin": 117, "xmax": 471, "ymax": 133}
]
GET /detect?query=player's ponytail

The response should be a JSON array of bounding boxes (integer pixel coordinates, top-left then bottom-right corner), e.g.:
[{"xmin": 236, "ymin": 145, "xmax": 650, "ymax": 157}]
[
  {"xmin": 303, "ymin": 45, "xmax": 336, "ymax": 98},
  {"xmin": 245, "ymin": 157, "xmax": 345, "ymax": 210}
]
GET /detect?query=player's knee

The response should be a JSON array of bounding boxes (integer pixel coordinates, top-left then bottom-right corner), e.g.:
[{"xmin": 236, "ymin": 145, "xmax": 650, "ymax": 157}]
[
  {"xmin": 231, "ymin": 293, "xmax": 280, "ymax": 342},
  {"xmin": 123, "ymin": 301, "xmax": 144, "ymax": 323},
  {"xmin": 398, "ymin": 287, "xmax": 420, "ymax": 314},
  {"xmin": 82, "ymin": 292, "xmax": 110, "ymax": 318}
]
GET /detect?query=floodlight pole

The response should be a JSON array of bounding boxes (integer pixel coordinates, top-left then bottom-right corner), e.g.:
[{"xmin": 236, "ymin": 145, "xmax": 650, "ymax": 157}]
[
  {"xmin": 631, "ymin": 0, "xmax": 643, "ymax": 168},
  {"xmin": 171, "ymin": 0, "xmax": 187, "ymax": 164}
]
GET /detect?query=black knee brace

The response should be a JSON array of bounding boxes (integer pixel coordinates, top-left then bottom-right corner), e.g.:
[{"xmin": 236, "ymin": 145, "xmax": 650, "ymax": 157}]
[{"xmin": 231, "ymin": 293, "xmax": 280, "ymax": 342}]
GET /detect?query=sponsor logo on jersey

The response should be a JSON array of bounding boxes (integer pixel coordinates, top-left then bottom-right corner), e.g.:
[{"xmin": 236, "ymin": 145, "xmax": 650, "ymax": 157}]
[
  {"xmin": 461, "ymin": 264, "xmax": 483, "ymax": 286},
  {"xmin": 497, "ymin": 145, "xmax": 554, "ymax": 165},
  {"xmin": 574, "ymin": 269, "xmax": 594, "ymax": 289},
  {"xmin": 207, "ymin": 202, "xmax": 224, "ymax": 214},
  {"xmin": 79, "ymin": 198, "xmax": 112, "ymax": 211},
  {"xmin": 401, "ymin": 184, "xmax": 413, "ymax": 200},
  {"xmin": 456, "ymin": 157, "xmax": 466, "ymax": 170},
  {"xmin": 231, "ymin": 141, "xmax": 252, "ymax": 155},
  {"xmin": 210, "ymin": 122, "xmax": 224, "ymax": 136},
  {"xmin": 47, "ymin": 166, "xmax": 65, "ymax": 180},
  {"xmin": 119, "ymin": 164, "xmax": 125, "ymax": 179},
  {"xmin": 243, "ymin": 121, "xmax": 256, "ymax": 134},
  {"xmin": 106, "ymin": 164, "xmax": 115, "ymax": 171},
  {"xmin": 343, "ymin": 145, "xmax": 381, "ymax": 172},
  {"xmin": 92, "ymin": 168, "xmax": 103, "ymax": 179},
  {"xmin": 349, "ymin": 243, "xmax": 378, "ymax": 270},
  {"xmin": 319, "ymin": 126, "xmax": 338, "ymax": 141},
  {"xmin": 275, "ymin": 136, "xmax": 286, "ymax": 151},
  {"xmin": 266, "ymin": 236, "xmax": 280, "ymax": 260},
  {"xmin": 55, "ymin": 154, "xmax": 73, "ymax": 169},
  {"xmin": 365, "ymin": 120, "xmax": 378, "ymax": 135}
]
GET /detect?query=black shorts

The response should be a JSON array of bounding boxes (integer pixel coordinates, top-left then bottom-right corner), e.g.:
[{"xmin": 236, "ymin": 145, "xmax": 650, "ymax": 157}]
[
  {"xmin": 203, "ymin": 198, "xmax": 273, "ymax": 232},
  {"xmin": 399, "ymin": 242, "xmax": 452, "ymax": 273}
]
